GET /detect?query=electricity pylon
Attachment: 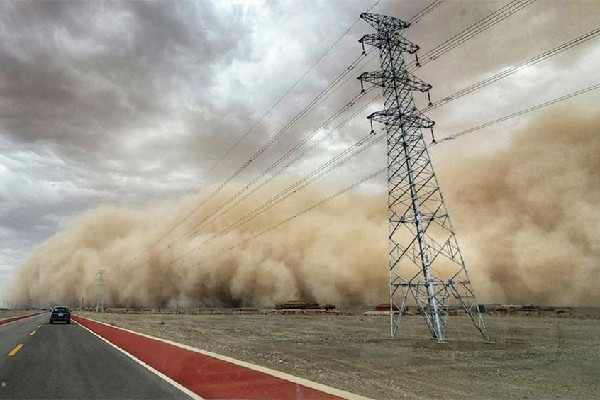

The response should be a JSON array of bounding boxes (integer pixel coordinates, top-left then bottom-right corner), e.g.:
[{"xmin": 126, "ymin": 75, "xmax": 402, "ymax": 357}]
[
  {"xmin": 357, "ymin": 12, "xmax": 489, "ymax": 342},
  {"xmin": 95, "ymin": 269, "xmax": 105, "ymax": 313}
]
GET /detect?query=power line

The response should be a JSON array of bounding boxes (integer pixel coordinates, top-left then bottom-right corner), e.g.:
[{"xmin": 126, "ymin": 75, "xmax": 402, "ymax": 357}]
[
  {"xmin": 127, "ymin": 0, "xmax": 536, "ymax": 270},
  {"xmin": 425, "ymin": 26, "xmax": 600, "ymax": 111},
  {"xmin": 220, "ymin": 167, "xmax": 387, "ymax": 254},
  {"xmin": 146, "ymin": 49, "xmax": 374, "ymax": 251},
  {"xmin": 166, "ymin": 38, "xmax": 600, "ymax": 260},
  {"xmin": 153, "ymin": 0, "xmax": 489, "ymax": 252},
  {"xmin": 168, "ymin": 130, "xmax": 386, "ymax": 265},
  {"xmin": 146, "ymin": 0, "xmax": 448, "ymax": 252},
  {"xmin": 162, "ymin": 20, "xmax": 600, "ymax": 255},
  {"xmin": 192, "ymin": 81, "xmax": 600, "ymax": 270},
  {"xmin": 434, "ymin": 82, "xmax": 600, "ymax": 144},
  {"xmin": 144, "ymin": 4, "xmax": 386, "ymax": 252},
  {"xmin": 170, "ymin": 90, "xmax": 382, "ymax": 246},
  {"xmin": 408, "ymin": 0, "xmax": 446, "ymax": 25},
  {"xmin": 198, "ymin": 0, "xmax": 381, "ymax": 184},
  {"xmin": 407, "ymin": 0, "xmax": 536, "ymax": 70}
]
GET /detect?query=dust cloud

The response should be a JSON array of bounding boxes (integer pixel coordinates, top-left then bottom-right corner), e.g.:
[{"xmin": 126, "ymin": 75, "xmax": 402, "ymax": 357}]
[
  {"xmin": 7, "ymin": 184, "xmax": 389, "ymax": 308},
  {"xmin": 442, "ymin": 107, "xmax": 600, "ymax": 306},
  {"xmin": 7, "ymin": 107, "xmax": 600, "ymax": 307}
]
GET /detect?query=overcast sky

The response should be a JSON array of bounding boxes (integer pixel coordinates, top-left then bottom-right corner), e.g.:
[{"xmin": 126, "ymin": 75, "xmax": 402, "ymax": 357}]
[{"xmin": 1, "ymin": 0, "xmax": 599, "ymax": 300}]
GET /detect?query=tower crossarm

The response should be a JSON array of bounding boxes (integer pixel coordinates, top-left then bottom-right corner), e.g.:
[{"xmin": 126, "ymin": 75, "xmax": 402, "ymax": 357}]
[
  {"xmin": 359, "ymin": 12, "xmax": 410, "ymax": 32},
  {"xmin": 359, "ymin": 32, "xmax": 419, "ymax": 53},
  {"xmin": 358, "ymin": 70, "xmax": 431, "ymax": 92},
  {"xmin": 368, "ymin": 107, "xmax": 435, "ymax": 129}
]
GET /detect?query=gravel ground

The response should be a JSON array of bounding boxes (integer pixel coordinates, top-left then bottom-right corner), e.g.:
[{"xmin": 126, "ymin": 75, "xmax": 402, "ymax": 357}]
[{"xmin": 80, "ymin": 310, "xmax": 600, "ymax": 400}]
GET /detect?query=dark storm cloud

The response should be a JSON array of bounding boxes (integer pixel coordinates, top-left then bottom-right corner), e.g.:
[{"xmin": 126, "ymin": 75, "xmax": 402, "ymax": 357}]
[
  {"xmin": 0, "ymin": 0, "xmax": 251, "ymax": 166},
  {"xmin": 0, "ymin": 0, "xmax": 259, "ymax": 294}
]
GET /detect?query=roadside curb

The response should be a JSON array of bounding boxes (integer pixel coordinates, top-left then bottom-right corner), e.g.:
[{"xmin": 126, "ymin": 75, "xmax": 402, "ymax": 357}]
[{"xmin": 73, "ymin": 314, "xmax": 373, "ymax": 400}]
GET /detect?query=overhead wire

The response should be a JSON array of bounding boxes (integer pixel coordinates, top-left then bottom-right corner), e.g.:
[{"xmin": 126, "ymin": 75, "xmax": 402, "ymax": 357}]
[
  {"xmin": 168, "ymin": 129, "xmax": 387, "ymax": 265},
  {"xmin": 197, "ymin": 0, "xmax": 381, "ymax": 184},
  {"xmin": 433, "ymin": 82, "xmax": 600, "ymax": 144},
  {"xmin": 145, "ymin": 0, "xmax": 445, "ymax": 252},
  {"xmin": 424, "ymin": 26, "xmax": 600, "ymax": 111},
  {"xmin": 165, "ymin": 2, "xmax": 600, "ymax": 267},
  {"xmin": 146, "ymin": 48, "xmax": 375, "ymax": 251},
  {"xmin": 143, "ymin": 2, "xmax": 385, "ymax": 252},
  {"xmin": 158, "ymin": 0, "xmax": 550, "ymax": 258},
  {"xmin": 193, "ymin": 81, "xmax": 600, "ymax": 260},
  {"xmin": 406, "ymin": 0, "xmax": 537, "ymax": 70},
  {"xmin": 133, "ymin": 0, "xmax": 532, "ymax": 265},
  {"xmin": 173, "ymin": 90, "xmax": 382, "ymax": 244},
  {"xmin": 151, "ymin": 0, "xmax": 468, "ymax": 252},
  {"xmin": 408, "ymin": 0, "xmax": 446, "ymax": 25}
]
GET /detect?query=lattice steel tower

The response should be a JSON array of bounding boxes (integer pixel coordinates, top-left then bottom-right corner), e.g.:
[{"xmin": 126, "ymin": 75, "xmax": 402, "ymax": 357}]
[
  {"xmin": 357, "ymin": 12, "xmax": 489, "ymax": 342},
  {"xmin": 95, "ymin": 269, "xmax": 106, "ymax": 313}
]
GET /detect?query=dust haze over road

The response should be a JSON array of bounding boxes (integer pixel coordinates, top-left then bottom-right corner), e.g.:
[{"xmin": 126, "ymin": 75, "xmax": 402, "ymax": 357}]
[{"xmin": 7, "ymin": 108, "xmax": 600, "ymax": 308}]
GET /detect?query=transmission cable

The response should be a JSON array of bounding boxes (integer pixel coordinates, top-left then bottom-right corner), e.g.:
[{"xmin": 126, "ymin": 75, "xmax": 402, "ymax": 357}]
[
  {"xmin": 425, "ymin": 26, "xmax": 600, "ymax": 111},
  {"xmin": 219, "ymin": 167, "xmax": 387, "ymax": 255},
  {"xmin": 160, "ymin": 75, "xmax": 379, "ymax": 249},
  {"xmin": 189, "ymin": 81, "xmax": 600, "ymax": 260},
  {"xmin": 165, "ymin": 22, "xmax": 598, "ymax": 252},
  {"xmin": 153, "ymin": 0, "xmax": 494, "ymax": 247},
  {"xmin": 146, "ymin": 49, "xmax": 375, "ymax": 251},
  {"xmin": 132, "ymin": 0, "xmax": 515, "ymax": 265},
  {"xmin": 146, "ymin": 0, "xmax": 449, "ymax": 251},
  {"xmin": 198, "ymin": 0, "xmax": 380, "ymax": 184},
  {"xmin": 196, "ymin": 81, "xmax": 600, "ymax": 259},
  {"xmin": 174, "ymin": 90, "xmax": 382, "ymax": 244},
  {"xmin": 168, "ymin": 129, "xmax": 386, "ymax": 264},
  {"xmin": 409, "ymin": 0, "xmax": 446, "ymax": 25},
  {"xmin": 189, "ymin": 71, "xmax": 600, "ymax": 258},
  {"xmin": 407, "ymin": 0, "xmax": 537, "ymax": 70},
  {"xmin": 434, "ymin": 82, "xmax": 600, "ymax": 144}
]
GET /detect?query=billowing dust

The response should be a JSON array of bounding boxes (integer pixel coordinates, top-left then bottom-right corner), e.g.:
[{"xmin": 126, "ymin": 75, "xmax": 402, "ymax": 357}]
[{"xmin": 8, "ymin": 108, "xmax": 600, "ymax": 307}]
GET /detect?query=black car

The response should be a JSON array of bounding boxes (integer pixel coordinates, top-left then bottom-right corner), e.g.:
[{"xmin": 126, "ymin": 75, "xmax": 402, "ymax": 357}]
[{"xmin": 49, "ymin": 306, "xmax": 71, "ymax": 324}]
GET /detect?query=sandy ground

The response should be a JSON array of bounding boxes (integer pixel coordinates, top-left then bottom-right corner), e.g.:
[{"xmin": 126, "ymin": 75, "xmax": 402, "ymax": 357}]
[{"xmin": 80, "ymin": 309, "xmax": 600, "ymax": 400}]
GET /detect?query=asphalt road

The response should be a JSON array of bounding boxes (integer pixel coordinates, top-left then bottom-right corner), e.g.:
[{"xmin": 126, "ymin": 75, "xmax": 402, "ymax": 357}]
[{"xmin": 0, "ymin": 313, "xmax": 192, "ymax": 399}]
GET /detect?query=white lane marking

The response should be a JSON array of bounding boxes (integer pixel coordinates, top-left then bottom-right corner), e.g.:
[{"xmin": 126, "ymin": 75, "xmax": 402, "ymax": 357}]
[
  {"xmin": 74, "ymin": 321, "xmax": 203, "ymax": 400},
  {"xmin": 77, "ymin": 315, "xmax": 373, "ymax": 400}
]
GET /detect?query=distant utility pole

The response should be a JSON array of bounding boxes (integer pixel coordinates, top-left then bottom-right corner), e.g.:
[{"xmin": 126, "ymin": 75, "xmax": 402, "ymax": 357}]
[
  {"xmin": 357, "ymin": 12, "xmax": 489, "ymax": 343},
  {"xmin": 95, "ymin": 269, "xmax": 106, "ymax": 313}
]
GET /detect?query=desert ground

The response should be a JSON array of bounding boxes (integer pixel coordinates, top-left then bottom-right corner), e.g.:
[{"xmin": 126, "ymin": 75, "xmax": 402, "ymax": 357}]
[{"xmin": 80, "ymin": 308, "xmax": 600, "ymax": 400}]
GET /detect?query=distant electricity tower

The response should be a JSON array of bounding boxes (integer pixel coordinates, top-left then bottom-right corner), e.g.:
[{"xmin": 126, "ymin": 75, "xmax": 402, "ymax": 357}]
[
  {"xmin": 95, "ymin": 269, "xmax": 106, "ymax": 313},
  {"xmin": 357, "ymin": 12, "xmax": 489, "ymax": 342}
]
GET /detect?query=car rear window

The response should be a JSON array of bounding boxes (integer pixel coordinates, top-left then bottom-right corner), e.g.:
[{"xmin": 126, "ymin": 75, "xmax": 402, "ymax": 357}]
[{"xmin": 53, "ymin": 307, "xmax": 69, "ymax": 312}]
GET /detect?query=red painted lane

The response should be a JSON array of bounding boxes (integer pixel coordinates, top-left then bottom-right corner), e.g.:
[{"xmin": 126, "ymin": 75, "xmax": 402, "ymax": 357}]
[
  {"xmin": 0, "ymin": 312, "xmax": 43, "ymax": 326},
  {"xmin": 73, "ymin": 315, "xmax": 343, "ymax": 400}
]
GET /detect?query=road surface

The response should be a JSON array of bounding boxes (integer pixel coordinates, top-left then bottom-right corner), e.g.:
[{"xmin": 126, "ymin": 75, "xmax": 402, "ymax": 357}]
[{"xmin": 0, "ymin": 313, "xmax": 191, "ymax": 399}]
